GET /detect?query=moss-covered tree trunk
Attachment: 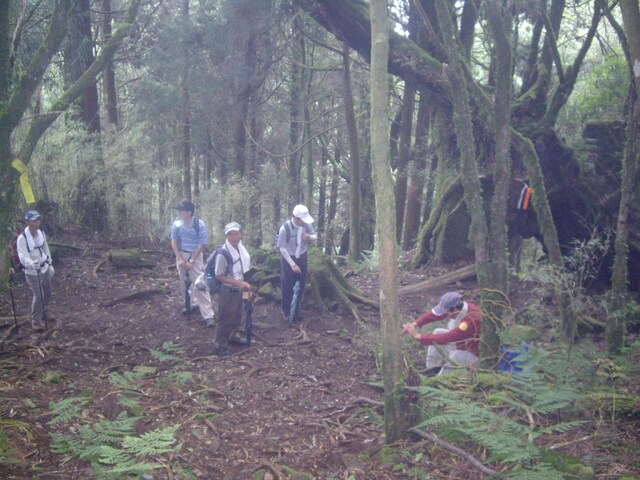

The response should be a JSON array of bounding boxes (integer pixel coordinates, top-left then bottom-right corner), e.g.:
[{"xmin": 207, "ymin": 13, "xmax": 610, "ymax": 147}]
[
  {"xmin": 370, "ymin": 0, "xmax": 407, "ymax": 443},
  {"xmin": 608, "ymin": 0, "xmax": 640, "ymax": 354},
  {"xmin": 342, "ymin": 43, "xmax": 363, "ymax": 262}
]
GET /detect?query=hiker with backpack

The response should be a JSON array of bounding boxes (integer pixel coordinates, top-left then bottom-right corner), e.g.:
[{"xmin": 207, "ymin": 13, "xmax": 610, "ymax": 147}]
[
  {"xmin": 277, "ymin": 204, "xmax": 317, "ymax": 323},
  {"xmin": 170, "ymin": 199, "xmax": 215, "ymax": 327},
  {"xmin": 211, "ymin": 222, "xmax": 252, "ymax": 357},
  {"xmin": 16, "ymin": 210, "xmax": 54, "ymax": 332}
]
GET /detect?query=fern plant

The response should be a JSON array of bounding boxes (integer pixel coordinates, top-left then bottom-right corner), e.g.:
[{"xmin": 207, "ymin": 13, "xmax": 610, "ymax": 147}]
[
  {"xmin": 411, "ymin": 351, "xmax": 588, "ymax": 478},
  {"xmin": 47, "ymin": 393, "xmax": 93, "ymax": 425},
  {"xmin": 49, "ymin": 409, "xmax": 180, "ymax": 479},
  {"xmin": 149, "ymin": 340, "xmax": 183, "ymax": 362}
]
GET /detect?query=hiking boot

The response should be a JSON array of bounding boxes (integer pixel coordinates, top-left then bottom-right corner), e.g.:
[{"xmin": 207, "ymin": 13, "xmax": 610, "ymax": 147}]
[
  {"xmin": 32, "ymin": 322, "xmax": 45, "ymax": 332},
  {"xmin": 229, "ymin": 334, "xmax": 248, "ymax": 346},
  {"xmin": 205, "ymin": 318, "xmax": 215, "ymax": 328},
  {"xmin": 213, "ymin": 346, "xmax": 232, "ymax": 357}
]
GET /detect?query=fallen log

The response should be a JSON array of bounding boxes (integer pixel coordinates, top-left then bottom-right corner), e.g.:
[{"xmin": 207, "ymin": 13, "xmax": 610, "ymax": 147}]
[
  {"xmin": 398, "ymin": 264, "xmax": 476, "ymax": 296},
  {"xmin": 101, "ymin": 288, "xmax": 165, "ymax": 307},
  {"xmin": 108, "ymin": 249, "xmax": 154, "ymax": 268}
]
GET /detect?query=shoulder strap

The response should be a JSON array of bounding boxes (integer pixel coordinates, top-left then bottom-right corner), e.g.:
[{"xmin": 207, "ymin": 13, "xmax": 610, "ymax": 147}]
[
  {"xmin": 211, "ymin": 246, "xmax": 235, "ymax": 276},
  {"xmin": 284, "ymin": 221, "xmax": 291, "ymax": 242},
  {"xmin": 19, "ymin": 233, "xmax": 31, "ymax": 253}
]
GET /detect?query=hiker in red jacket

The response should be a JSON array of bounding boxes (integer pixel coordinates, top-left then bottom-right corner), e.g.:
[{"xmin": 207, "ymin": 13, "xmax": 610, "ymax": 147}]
[{"xmin": 402, "ymin": 292, "xmax": 481, "ymax": 375}]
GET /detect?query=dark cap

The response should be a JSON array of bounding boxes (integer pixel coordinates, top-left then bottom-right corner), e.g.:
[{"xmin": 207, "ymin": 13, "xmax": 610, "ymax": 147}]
[
  {"xmin": 24, "ymin": 210, "xmax": 42, "ymax": 221},
  {"xmin": 432, "ymin": 292, "xmax": 464, "ymax": 315},
  {"xmin": 173, "ymin": 199, "xmax": 195, "ymax": 213}
]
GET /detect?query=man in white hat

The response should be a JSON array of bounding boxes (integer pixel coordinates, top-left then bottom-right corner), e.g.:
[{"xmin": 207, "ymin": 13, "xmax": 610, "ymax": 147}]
[
  {"xmin": 17, "ymin": 210, "xmax": 54, "ymax": 331},
  {"xmin": 402, "ymin": 292, "xmax": 481, "ymax": 375},
  {"xmin": 212, "ymin": 222, "xmax": 252, "ymax": 357},
  {"xmin": 277, "ymin": 204, "xmax": 317, "ymax": 323}
]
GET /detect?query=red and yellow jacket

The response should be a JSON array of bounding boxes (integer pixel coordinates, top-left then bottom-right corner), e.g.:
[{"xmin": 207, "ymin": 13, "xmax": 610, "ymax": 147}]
[{"xmin": 415, "ymin": 302, "xmax": 482, "ymax": 356}]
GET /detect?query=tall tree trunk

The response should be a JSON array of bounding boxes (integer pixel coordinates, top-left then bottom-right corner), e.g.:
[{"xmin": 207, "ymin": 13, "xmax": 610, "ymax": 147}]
[
  {"xmin": 289, "ymin": 23, "xmax": 304, "ymax": 203},
  {"xmin": 326, "ymin": 157, "xmax": 340, "ymax": 255},
  {"xmin": 402, "ymin": 91, "xmax": 429, "ymax": 250},
  {"xmin": 65, "ymin": 0, "xmax": 100, "ymax": 133},
  {"xmin": 395, "ymin": 84, "xmax": 415, "ymax": 244},
  {"xmin": 608, "ymin": 0, "xmax": 640, "ymax": 354},
  {"xmin": 342, "ymin": 44, "xmax": 362, "ymax": 262},
  {"xmin": 180, "ymin": 0, "xmax": 191, "ymax": 199},
  {"xmin": 102, "ymin": 0, "xmax": 118, "ymax": 131},
  {"xmin": 434, "ymin": 0, "xmax": 491, "ymax": 311},
  {"xmin": 483, "ymin": 0, "xmax": 514, "ymax": 363},
  {"xmin": 370, "ymin": 0, "xmax": 406, "ymax": 443}
]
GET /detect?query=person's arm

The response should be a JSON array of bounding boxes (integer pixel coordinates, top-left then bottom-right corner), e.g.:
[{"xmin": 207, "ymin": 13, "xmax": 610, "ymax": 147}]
[
  {"xmin": 215, "ymin": 255, "xmax": 251, "ymax": 291},
  {"xmin": 303, "ymin": 225, "xmax": 318, "ymax": 242},
  {"xmin": 416, "ymin": 314, "xmax": 480, "ymax": 347}
]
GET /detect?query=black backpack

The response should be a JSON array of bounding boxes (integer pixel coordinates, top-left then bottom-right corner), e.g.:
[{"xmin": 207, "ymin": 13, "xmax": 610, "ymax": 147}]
[{"xmin": 201, "ymin": 247, "xmax": 234, "ymax": 293}]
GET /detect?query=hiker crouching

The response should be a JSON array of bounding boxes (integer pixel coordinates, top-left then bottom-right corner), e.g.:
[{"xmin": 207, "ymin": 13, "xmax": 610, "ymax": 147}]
[
  {"xmin": 212, "ymin": 222, "xmax": 252, "ymax": 357},
  {"xmin": 17, "ymin": 211, "xmax": 54, "ymax": 332},
  {"xmin": 402, "ymin": 292, "xmax": 481, "ymax": 375}
]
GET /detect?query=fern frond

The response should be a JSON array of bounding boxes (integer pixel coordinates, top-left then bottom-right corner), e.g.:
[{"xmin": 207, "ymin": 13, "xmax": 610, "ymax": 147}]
[
  {"xmin": 48, "ymin": 394, "xmax": 93, "ymax": 425},
  {"xmin": 123, "ymin": 425, "xmax": 180, "ymax": 456},
  {"xmin": 537, "ymin": 420, "xmax": 586, "ymax": 435}
]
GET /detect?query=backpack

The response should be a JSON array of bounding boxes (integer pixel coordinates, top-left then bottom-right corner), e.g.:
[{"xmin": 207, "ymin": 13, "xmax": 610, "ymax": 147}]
[
  {"xmin": 196, "ymin": 246, "xmax": 234, "ymax": 294},
  {"xmin": 8, "ymin": 232, "xmax": 23, "ymax": 272},
  {"xmin": 9, "ymin": 231, "xmax": 43, "ymax": 272},
  {"xmin": 274, "ymin": 220, "xmax": 292, "ymax": 251}
]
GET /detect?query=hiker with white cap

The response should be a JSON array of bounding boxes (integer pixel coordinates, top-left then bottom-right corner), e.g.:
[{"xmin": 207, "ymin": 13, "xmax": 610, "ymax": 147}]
[
  {"xmin": 277, "ymin": 204, "xmax": 317, "ymax": 323},
  {"xmin": 402, "ymin": 292, "xmax": 481, "ymax": 375},
  {"xmin": 16, "ymin": 210, "xmax": 54, "ymax": 332},
  {"xmin": 212, "ymin": 222, "xmax": 252, "ymax": 357}
]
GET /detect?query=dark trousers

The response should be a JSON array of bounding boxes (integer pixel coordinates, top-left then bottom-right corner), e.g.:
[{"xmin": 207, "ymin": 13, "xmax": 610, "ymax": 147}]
[
  {"xmin": 280, "ymin": 252, "xmax": 307, "ymax": 317},
  {"xmin": 215, "ymin": 287, "xmax": 243, "ymax": 348}
]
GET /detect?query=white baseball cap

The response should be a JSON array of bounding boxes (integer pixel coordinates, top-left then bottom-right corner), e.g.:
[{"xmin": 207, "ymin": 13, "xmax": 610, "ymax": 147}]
[
  {"xmin": 292, "ymin": 204, "xmax": 314, "ymax": 224},
  {"xmin": 224, "ymin": 222, "xmax": 241, "ymax": 235}
]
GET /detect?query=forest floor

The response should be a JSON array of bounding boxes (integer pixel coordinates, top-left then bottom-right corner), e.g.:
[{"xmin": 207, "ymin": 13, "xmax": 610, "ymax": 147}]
[{"xmin": 0, "ymin": 226, "xmax": 638, "ymax": 480}]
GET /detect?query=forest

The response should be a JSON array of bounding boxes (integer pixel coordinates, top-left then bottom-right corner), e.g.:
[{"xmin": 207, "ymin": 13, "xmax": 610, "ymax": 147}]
[{"xmin": 1, "ymin": 0, "xmax": 639, "ymax": 479}]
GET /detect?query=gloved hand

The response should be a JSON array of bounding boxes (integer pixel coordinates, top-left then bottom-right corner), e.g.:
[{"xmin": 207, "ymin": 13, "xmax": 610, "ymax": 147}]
[{"xmin": 49, "ymin": 265, "xmax": 55, "ymax": 278}]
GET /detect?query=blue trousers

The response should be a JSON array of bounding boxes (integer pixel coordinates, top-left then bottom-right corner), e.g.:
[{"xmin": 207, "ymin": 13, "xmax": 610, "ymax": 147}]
[{"xmin": 280, "ymin": 252, "xmax": 307, "ymax": 317}]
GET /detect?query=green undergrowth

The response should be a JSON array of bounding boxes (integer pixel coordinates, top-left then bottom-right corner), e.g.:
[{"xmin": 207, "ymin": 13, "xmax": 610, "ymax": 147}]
[{"xmin": 397, "ymin": 339, "xmax": 640, "ymax": 479}]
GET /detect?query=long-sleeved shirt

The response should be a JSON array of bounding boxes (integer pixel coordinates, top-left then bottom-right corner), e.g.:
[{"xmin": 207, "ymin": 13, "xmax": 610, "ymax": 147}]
[
  {"xmin": 415, "ymin": 302, "xmax": 482, "ymax": 356},
  {"xmin": 17, "ymin": 227, "xmax": 52, "ymax": 276}
]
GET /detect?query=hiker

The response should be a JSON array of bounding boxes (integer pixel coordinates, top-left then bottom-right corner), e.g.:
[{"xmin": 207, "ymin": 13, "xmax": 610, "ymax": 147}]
[
  {"xmin": 277, "ymin": 204, "xmax": 317, "ymax": 323},
  {"xmin": 16, "ymin": 210, "xmax": 54, "ymax": 332},
  {"xmin": 402, "ymin": 292, "xmax": 481, "ymax": 375},
  {"xmin": 212, "ymin": 222, "xmax": 252, "ymax": 357},
  {"xmin": 170, "ymin": 199, "xmax": 215, "ymax": 327}
]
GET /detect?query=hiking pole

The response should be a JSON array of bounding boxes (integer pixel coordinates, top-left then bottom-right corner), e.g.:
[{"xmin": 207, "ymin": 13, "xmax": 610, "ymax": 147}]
[
  {"xmin": 36, "ymin": 267, "xmax": 48, "ymax": 331},
  {"xmin": 7, "ymin": 272, "xmax": 19, "ymax": 330},
  {"xmin": 181, "ymin": 256, "xmax": 192, "ymax": 321},
  {"xmin": 243, "ymin": 290, "xmax": 254, "ymax": 345}
]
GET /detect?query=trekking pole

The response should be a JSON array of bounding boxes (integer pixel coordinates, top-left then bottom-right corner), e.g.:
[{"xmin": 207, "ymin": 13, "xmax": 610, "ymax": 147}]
[
  {"xmin": 36, "ymin": 267, "xmax": 48, "ymax": 331},
  {"xmin": 181, "ymin": 255, "xmax": 192, "ymax": 321},
  {"xmin": 7, "ymin": 272, "xmax": 19, "ymax": 330}
]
